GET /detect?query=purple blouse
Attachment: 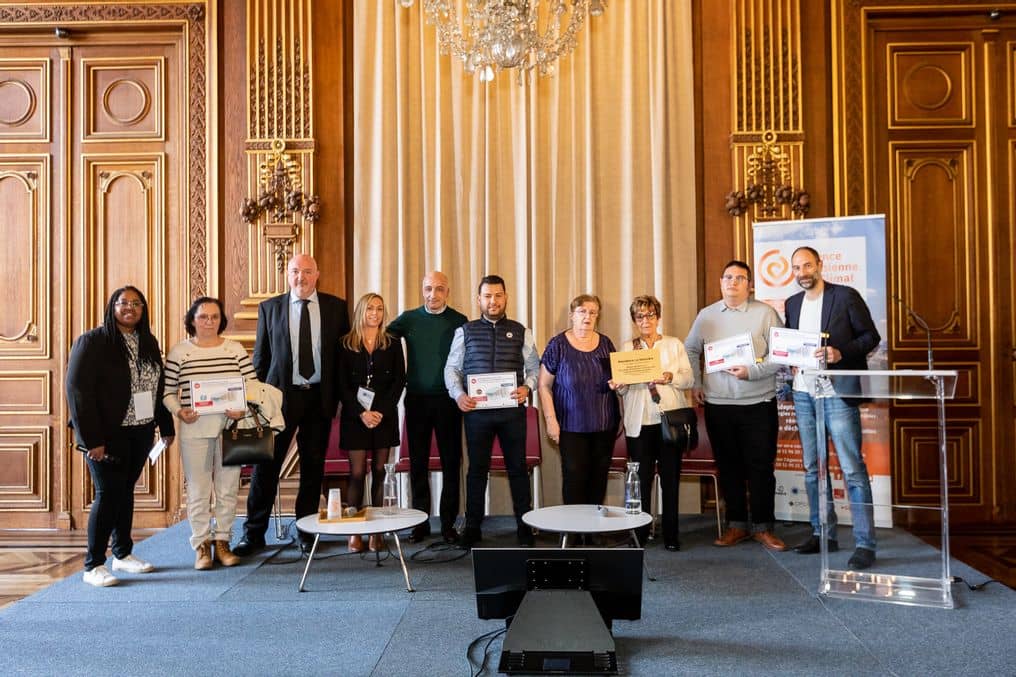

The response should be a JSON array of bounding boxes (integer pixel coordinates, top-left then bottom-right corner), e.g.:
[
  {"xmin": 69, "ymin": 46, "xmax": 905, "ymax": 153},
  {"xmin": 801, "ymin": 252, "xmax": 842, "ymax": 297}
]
[{"xmin": 542, "ymin": 332, "xmax": 620, "ymax": 433}]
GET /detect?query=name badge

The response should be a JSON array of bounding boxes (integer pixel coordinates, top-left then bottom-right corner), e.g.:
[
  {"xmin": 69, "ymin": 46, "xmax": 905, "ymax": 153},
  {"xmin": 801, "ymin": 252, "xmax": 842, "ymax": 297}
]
[
  {"xmin": 133, "ymin": 390, "xmax": 155, "ymax": 419},
  {"xmin": 356, "ymin": 386, "xmax": 375, "ymax": 411}
]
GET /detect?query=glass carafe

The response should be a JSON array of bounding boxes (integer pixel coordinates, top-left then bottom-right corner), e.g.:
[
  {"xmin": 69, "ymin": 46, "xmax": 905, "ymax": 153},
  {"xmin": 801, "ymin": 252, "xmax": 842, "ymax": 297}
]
[
  {"xmin": 382, "ymin": 462, "xmax": 399, "ymax": 514},
  {"xmin": 624, "ymin": 461, "xmax": 642, "ymax": 515}
]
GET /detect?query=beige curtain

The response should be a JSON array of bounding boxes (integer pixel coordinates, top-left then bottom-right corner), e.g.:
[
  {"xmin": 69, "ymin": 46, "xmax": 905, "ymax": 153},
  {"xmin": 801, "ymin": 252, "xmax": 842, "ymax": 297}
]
[{"xmin": 352, "ymin": 0, "xmax": 697, "ymax": 347}]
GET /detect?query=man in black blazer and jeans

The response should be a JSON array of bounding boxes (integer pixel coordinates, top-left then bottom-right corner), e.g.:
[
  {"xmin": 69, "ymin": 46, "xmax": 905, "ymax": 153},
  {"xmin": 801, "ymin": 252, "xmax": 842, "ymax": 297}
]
[
  {"xmin": 235, "ymin": 253, "xmax": 350, "ymax": 555},
  {"xmin": 784, "ymin": 246, "xmax": 881, "ymax": 570}
]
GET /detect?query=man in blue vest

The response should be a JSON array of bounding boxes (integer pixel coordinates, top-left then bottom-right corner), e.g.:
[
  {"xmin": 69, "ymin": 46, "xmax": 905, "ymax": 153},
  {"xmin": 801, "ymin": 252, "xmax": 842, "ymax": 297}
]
[{"xmin": 444, "ymin": 275, "xmax": 541, "ymax": 548}]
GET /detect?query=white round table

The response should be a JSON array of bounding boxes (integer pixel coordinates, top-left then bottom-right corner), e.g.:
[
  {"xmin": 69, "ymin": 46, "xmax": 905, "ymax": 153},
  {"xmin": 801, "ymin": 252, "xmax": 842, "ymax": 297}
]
[
  {"xmin": 522, "ymin": 504, "xmax": 653, "ymax": 548},
  {"xmin": 294, "ymin": 508, "xmax": 428, "ymax": 592}
]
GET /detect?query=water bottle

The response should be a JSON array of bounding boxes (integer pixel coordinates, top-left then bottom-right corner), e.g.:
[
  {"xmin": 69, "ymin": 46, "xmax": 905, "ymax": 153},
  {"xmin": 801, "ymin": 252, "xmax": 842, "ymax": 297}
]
[
  {"xmin": 382, "ymin": 462, "xmax": 399, "ymax": 514},
  {"xmin": 624, "ymin": 461, "xmax": 642, "ymax": 515}
]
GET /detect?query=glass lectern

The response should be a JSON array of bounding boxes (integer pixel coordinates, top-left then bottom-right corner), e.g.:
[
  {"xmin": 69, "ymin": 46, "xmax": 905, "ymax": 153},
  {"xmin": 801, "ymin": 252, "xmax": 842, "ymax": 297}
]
[{"xmin": 813, "ymin": 369, "xmax": 958, "ymax": 609}]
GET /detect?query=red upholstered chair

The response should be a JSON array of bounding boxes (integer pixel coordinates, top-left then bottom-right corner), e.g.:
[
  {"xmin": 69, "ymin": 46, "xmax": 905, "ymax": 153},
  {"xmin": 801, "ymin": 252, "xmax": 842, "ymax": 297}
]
[
  {"xmin": 393, "ymin": 419, "xmax": 444, "ymax": 475},
  {"xmin": 393, "ymin": 418, "xmax": 455, "ymax": 511},
  {"xmin": 679, "ymin": 407, "xmax": 723, "ymax": 538},
  {"xmin": 611, "ymin": 407, "xmax": 723, "ymax": 538},
  {"xmin": 487, "ymin": 406, "xmax": 543, "ymax": 511},
  {"xmin": 322, "ymin": 417, "xmax": 352, "ymax": 480}
]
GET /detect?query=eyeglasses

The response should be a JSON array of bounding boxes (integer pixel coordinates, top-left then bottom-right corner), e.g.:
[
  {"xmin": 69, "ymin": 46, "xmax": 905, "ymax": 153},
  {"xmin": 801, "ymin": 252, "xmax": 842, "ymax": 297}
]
[
  {"xmin": 115, "ymin": 301, "xmax": 144, "ymax": 309},
  {"xmin": 634, "ymin": 312, "xmax": 657, "ymax": 321},
  {"xmin": 574, "ymin": 308, "xmax": 599, "ymax": 317},
  {"xmin": 721, "ymin": 274, "xmax": 749, "ymax": 283}
]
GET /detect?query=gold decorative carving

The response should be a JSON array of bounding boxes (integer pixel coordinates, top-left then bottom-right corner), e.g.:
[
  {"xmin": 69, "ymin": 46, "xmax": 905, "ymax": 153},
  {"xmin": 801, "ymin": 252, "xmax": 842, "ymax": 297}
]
[
  {"xmin": 241, "ymin": 139, "xmax": 320, "ymax": 271},
  {"xmin": 245, "ymin": 0, "xmax": 316, "ymax": 295},
  {"xmin": 725, "ymin": 131, "xmax": 809, "ymax": 219}
]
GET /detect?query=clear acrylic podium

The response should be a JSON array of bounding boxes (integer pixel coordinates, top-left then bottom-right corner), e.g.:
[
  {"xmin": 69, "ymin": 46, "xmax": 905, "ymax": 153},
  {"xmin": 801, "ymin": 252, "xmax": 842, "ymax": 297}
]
[{"xmin": 813, "ymin": 369, "xmax": 958, "ymax": 609}]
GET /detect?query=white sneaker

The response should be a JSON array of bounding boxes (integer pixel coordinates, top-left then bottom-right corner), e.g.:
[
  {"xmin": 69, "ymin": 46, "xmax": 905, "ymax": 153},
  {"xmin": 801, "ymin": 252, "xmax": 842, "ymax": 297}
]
[
  {"xmin": 111, "ymin": 554, "xmax": 155, "ymax": 574},
  {"xmin": 83, "ymin": 565, "xmax": 119, "ymax": 587}
]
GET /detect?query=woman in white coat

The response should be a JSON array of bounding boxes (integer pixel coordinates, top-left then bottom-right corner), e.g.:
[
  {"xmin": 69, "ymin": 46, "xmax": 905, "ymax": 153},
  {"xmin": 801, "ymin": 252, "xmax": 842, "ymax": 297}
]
[{"xmin": 609, "ymin": 295, "xmax": 694, "ymax": 551}]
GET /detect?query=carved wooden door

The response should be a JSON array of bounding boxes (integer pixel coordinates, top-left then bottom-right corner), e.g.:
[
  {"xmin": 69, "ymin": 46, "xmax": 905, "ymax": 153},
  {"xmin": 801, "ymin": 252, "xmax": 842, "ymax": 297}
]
[
  {"xmin": 0, "ymin": 33, "xmax": 188, "ymax": 530},
  {"xmin": 867, "ymin": 12, "xmax": 1016, "ymax": 523}
]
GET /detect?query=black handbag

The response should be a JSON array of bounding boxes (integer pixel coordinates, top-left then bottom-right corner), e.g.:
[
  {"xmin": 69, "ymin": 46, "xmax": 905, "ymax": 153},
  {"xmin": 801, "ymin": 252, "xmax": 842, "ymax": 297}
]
[
  {"xmin": 660, "ymin": 407, "xmax": 699, "ymax": 453},
  {"xmin": 221, "ymin": 404, "xmax": 275, "ymax": 466}
]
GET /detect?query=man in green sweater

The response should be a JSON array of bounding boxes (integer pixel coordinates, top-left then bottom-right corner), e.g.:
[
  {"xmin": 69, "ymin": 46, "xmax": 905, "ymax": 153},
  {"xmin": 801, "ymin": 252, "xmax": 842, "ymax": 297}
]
[{"xmin": 388, "ymin": 271, "xmax": 468, "ymax": 543}]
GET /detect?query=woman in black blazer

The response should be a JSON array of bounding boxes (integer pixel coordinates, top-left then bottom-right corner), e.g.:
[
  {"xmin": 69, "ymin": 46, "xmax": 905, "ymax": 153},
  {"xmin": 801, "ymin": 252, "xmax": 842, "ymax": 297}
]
[
  {"xmin": 66, "ymin": 286, "xmax": 175, "ymax": 587},
  {"xmin": 338, "ymin": 293, "xmax": 406, "ymax": 552}
]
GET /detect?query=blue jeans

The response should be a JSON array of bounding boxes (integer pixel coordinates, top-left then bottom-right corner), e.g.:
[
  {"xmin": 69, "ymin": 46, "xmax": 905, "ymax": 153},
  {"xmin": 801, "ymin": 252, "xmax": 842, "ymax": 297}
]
[{"xmin": 792, "ymin": 391, "xmax": 876, "ymax": 551}]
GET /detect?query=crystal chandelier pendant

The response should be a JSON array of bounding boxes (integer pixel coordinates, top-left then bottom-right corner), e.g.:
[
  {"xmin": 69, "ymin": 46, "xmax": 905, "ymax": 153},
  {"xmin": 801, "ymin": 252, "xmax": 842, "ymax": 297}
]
[{"xmin": 402, "ymin": 0, "xmax": 606, "ymax": 84}]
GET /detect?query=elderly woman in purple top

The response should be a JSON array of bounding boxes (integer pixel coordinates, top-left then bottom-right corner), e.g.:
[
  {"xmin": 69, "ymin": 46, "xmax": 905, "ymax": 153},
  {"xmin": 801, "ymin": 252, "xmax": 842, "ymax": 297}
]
[{"xmin": 538, "ymin": 294, "xmax": 621, "ymax": 505}]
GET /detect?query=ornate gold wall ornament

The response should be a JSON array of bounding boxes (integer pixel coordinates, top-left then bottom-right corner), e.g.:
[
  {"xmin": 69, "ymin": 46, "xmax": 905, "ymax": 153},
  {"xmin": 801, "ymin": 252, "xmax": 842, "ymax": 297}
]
[
  {"xmin": 241, "ymin": 139, "xmax": 320, "ymax": 271},
  {"xmin": 726, "ymin": 130, "xmax": 809, "ymax": 218}
]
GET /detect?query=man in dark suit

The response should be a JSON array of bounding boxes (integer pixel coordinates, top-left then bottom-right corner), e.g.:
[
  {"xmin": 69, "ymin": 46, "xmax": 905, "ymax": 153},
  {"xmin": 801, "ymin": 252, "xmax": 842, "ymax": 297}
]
[
  {"xmin": 784, "ymin": 246, "xmax": 881, "ymax": 570},
  {"xmin": 234, "ymin": 253, "xmax": 350, "ymax": 555}
]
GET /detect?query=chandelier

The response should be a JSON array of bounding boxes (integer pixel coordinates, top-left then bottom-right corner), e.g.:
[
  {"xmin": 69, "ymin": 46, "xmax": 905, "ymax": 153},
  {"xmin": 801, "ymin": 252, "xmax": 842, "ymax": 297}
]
[{"xmin": 399, "ymin": 0, "xmax": 606, "ymax": 83}]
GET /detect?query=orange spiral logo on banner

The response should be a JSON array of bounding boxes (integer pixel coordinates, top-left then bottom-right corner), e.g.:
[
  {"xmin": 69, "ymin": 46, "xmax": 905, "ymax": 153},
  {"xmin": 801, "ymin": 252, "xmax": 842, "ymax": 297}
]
[{"xmin": 759, "ymin": 248, "xmax": 794, "ymax": 288}]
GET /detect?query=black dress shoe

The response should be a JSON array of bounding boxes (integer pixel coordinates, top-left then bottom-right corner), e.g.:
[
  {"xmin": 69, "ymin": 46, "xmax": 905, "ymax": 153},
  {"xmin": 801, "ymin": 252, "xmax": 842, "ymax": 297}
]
[
  {"xmin": 298, "ymin": 538, "xmax": 314, "ymax": 555},
  {"xmin": 847, "ymin": 547, "xmax": 876, "ymax": 570},
  {"xmin": 441, "ymin": 527, "xmax": 458, "ymax": 544},
  {"xmin": 793, "ymin": 535, "xmax": 839, "ymax": 554},
  {"xmin": 517, "ymin": 525, "xmax": 535, "ymax": 547},
  {"xmin": 459, "ymin": 527, "xmax": 482, "ymax": 549},
  {"xmin": 664, "ymin": 540, "xmax": 681, "ymax": 552},
  {"xmin": 232, "ymin": 537, "xmax": 265, "ymax": 557},
  {"xmin": 409, "ymin": 523, "xmax": 431, "ymax": 543}
]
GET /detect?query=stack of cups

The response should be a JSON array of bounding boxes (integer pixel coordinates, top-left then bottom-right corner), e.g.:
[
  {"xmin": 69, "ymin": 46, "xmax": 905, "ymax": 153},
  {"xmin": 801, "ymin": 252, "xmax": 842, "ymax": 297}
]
[{"xmin": 327, "ymin": 488, "xmax": 342, "ymax": 520}]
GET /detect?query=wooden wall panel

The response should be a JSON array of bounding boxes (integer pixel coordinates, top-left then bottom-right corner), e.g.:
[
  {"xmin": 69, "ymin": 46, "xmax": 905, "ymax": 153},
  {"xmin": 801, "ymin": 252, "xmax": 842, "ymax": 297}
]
[
  {"xmin": 0, "ymin": 371, "xmax": 49, "ymax": 414},
  {"xmin": 81, "ymin": 156, "xmax": 167, "ymax": 343},
  {"xmin": 889, "ymin": 144, "xmax": 976, "ymax": 346},
  {"xmin": 0, "ymin": 156, "xmax": 48, "ymax": 357},
  {"xmin": 0, "ymin": 427, "xmax": 49, "ymax": 511},
  {"xmin": 0, "ymin": 58, "xmax": 49, "ymax": 141},
  {"xmin": 82, "ymin": 57, "xmax": 165, "ymax": 141}
]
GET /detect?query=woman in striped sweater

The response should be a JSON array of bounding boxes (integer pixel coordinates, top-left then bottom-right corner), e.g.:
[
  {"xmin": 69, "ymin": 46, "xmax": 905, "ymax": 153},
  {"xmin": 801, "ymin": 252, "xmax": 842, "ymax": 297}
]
[{"xmin": 164, "ymin": 297, "xmax": 258, "ymax": 570}]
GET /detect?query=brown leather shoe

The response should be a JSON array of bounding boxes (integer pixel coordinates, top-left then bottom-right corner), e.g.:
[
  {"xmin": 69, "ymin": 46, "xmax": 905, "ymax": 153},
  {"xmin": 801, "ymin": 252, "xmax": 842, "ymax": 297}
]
[
  {"xmin": 753, "ymin": 530, "xmax": 788, "ymax": 551},
  {"xmin": 212, "ymin": 540, "xmax": 240, "ymax": 567},
  {"xmin": 368, "ymin": 534, "xmax": 384, "ymax": 552},
  {"xmin": 713, "ymin": 527, "xmax": 750, "ymax": 547},
  {"xmin": 348, "ymin": 535, "xmax": 365, "ymax": 553},
  {"xmin": 194, "ymin": 541, "xmax": 213, "ymax": 570}
]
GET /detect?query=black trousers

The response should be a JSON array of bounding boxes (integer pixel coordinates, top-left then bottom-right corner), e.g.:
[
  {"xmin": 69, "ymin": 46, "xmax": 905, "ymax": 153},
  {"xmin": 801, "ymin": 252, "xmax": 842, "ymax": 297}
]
[
  {"xmin": 244, "ymin": 386, "xmax": 329, "ymax": 541},
  {"xmin": 558, "ymin": 429, "xmax": 615, "ymax": 506},
  {"xmin": 405, "ymin": 392, "xmax": 463, "ymax": 530},
  {"xmin": 84, "ymin": 422, "xmax": 155, "ymax": 570},
  {"xmin": 626, "ymin": 424, "xmax": 683, "ymax": 543},
  {"xmin": 463, "ymin": 407, "xmax": 531, "ymax": 529},
  {"xmin": 703, "ymin": 399, "xmax": 779, "ymax": 529}
]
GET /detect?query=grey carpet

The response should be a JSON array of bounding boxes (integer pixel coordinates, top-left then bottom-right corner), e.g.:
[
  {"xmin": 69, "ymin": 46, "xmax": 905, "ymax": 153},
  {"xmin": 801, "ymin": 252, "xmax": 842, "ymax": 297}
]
[{"xmin": 1, "ymin": 515, "xmax": 1013, "ymax": 676}]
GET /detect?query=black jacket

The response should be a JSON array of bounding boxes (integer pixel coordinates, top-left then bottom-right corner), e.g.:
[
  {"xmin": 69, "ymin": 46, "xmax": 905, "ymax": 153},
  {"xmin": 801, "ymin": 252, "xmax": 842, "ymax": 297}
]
[
  {"xmin": 65, "ymin": 327, "xmax": 175, "ymax": 451},
  {"xmin": 252, "ymin": 291, "xmax": 350, "ymax": 418}
]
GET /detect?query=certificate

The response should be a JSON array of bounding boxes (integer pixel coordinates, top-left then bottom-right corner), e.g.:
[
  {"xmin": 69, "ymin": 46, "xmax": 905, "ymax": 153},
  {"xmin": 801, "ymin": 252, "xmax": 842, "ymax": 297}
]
[
  {"xmin": 769, "ymin": 327, "xmax": 823, "ymax": 369},
  {"xmin": 191, "ymin": 377, "xmax": 246, "ymax": 415},
  {"xmin": 609, "ymin": 349, "xmax": 662, "ymax": 385},
  {"xmin": 466, "ymin": 372, "xmax": 518, "ymax": 409},
  {"xmin": 703, "ymin": 332, "xmax": 757, "ymax": 374}
]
